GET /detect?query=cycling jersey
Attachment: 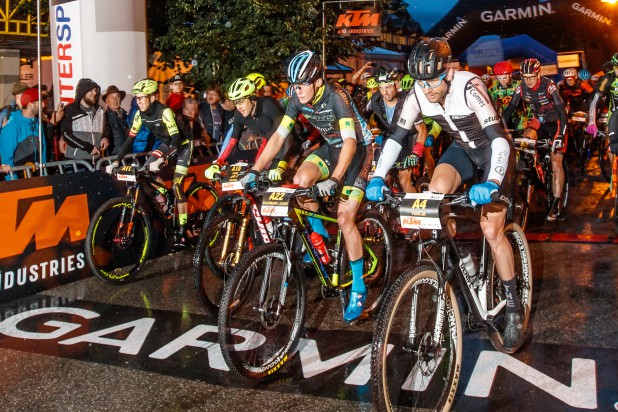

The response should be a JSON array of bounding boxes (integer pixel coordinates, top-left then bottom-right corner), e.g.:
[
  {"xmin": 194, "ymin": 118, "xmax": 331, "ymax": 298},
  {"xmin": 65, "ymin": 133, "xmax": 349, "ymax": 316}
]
[
  {"xmin": 589, "ymin": 71, "xmax": 618, "ymax": 124},
  {"xmin": 557, "ymin": 79, "xmax": 593, "ymax": 113},
  {"xmin": 489, "ymin": 79, "xmax": 527, "ymax": 129},
  {"xmin": 374, "ymin": 71, "xmax": 511, "ymax": 185},
  {"xmin": 503, "ymin": 76, "xmax": 568, "ymax": 136},
  {"xmin": 116, "ymin": 100, "xmax": 186, "ymax": 162},
  {"xmin": 278, "ymin": 82, "xmax": 372, "ymax": 148}
]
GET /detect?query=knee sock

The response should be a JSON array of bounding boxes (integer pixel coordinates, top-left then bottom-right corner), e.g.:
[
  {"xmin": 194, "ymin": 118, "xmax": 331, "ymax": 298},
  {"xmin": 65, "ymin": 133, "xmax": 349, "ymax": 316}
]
[
  {"xmin": 503, "ymin": 277, "xmax": 522, "ymax": 313},
  {"xmin": 350, "ymin": 258, "xmax": 365, "ymax": 293}
]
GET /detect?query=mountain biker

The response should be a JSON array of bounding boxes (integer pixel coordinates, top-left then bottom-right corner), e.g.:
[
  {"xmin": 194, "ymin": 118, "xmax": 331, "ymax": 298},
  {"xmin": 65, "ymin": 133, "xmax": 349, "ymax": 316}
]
[
  {"xmin": 366, "ymin": 38, "xmax": 523, "ymax": 351},
  {"xmin": 106, "ymin": 78, "xmax": 193, "ymax": 247},
  {"xmin": 364, "ymin": 66, "xmax": 427, "ymax": 193},
  {"xmin": 489, "ymin": 61, "xmax": 526, "ymax": 131},
  {"xmin": 587, "ymin": 53, "xmax": 618, "ymax": 159},
  {"xmin": 204, "ymin": 76, "xmax": 299, "ymax": 182},
  {"xmin": 502, "ymin": 58, "xmax": 568, "ymax": 221},
  {"xmin": 558, "ymin": 68, "xmax": 593, "ymax": 113},
  {"xmin": 240, "ymin": 50, "xmax": 373, "ymax": 323}
]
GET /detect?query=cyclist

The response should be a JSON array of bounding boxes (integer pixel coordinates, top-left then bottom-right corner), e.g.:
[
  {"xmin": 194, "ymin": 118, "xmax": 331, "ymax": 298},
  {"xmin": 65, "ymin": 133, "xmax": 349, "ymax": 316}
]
[
  {"xmin": 204, "ymin": 77, "xmax": 299, "ymax": 182},
  {"xmin": 489, "ymin": 61, "xmax": 526, "ymax": 131},
  {"xmin": 400, "ymin": 74, "xmax": 414, "ymax": 92},
  {"xmin": 502, "ymin": 58, "xmax": 568, "ymax": 221},
  {"xmin": 246, "ymin": 72, "xmax": 267, "ymax": 96},
  {"xmin": 106, "ymin": 78, "xmax": 193, "ymax": 247},
  {"xmin": 366, "ymin": 38, "xmax": 523, "ymax": 351},
  {"xmin": 587, "ymin": 53, "xmax": 618, "ymax": 159},
  {"xmin": 558, "ymin": 68, "xmax": 593, "ymax": 113},
  {"xmin": 364, "ymin": 66, "xmax": 427, "ymax": 193},
  {"xmin": 481, "ymin": 73, "xmax": 493, "ymax": 90},
  {"xmin": 241, "ymin": 50, "xmax": 373, "ymax": 323}
]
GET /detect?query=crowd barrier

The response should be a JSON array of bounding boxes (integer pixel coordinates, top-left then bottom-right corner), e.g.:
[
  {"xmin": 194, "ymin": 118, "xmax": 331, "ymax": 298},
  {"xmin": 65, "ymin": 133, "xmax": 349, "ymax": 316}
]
[{"xmin": 0, "ymin": 140, "xmax": 220, "ymax": 303}]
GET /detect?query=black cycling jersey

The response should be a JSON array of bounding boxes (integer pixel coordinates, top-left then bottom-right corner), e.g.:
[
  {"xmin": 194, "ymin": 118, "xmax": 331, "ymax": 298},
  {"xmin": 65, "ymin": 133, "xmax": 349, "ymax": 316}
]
[
  {"xmin": 116, "ymin": 100, "xmax": 186, "ymax": 162},
  {"xmin": 557, "ymin": 79, "xmax": 593, "ymax": 113},
  {"xmin": 373, "ymin": 71, "xmax": 511, "ymax": 186},
  {"xmin": 503, "ymin": 76, "xmax": 568, "ymax": 135},
  {"xmin": 280, "ymin": 82, "xmax": 372, "ymax": 148},
  {"xmin": 589, "ymin": 71, "xmax": 618, "ymax": 123}
]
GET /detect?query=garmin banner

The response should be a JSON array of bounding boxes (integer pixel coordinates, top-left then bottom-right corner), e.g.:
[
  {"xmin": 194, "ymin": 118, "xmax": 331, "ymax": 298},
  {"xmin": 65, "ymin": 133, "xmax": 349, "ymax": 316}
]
[
  {"xmin": 49, "ymin": 0, "xmax": 148, "ymax": 108},
  {"xmin": 426, "ymin": 0, "xmax": 617, "ymax": 71},
  {"xmin": 335, "ymin": 7, "xmax": 381, "ymax": 37}
]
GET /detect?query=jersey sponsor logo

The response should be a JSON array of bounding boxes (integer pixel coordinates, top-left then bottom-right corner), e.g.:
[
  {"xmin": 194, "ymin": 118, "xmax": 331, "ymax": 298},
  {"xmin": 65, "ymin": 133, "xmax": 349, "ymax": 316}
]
[
  {"xmin": 484, "ymin": 115, "xmax": 500, "ymax": 125},
  {"xmin": 0, "ymin": 186, "xmax": 90, "ymax": 260},
  {"xmin": 450, "ymin": 115, "xmax": 468, "ymax": 120},
  {"xmin": 480, "ymin": 2, "xmax": 554, "ymax": 23}
]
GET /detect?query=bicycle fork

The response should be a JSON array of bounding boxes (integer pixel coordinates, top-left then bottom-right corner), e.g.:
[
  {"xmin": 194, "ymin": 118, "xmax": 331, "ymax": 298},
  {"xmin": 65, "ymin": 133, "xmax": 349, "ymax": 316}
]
[{"xmin": 114, "ymin": 188, "xmax": 140, "ymax": 245}]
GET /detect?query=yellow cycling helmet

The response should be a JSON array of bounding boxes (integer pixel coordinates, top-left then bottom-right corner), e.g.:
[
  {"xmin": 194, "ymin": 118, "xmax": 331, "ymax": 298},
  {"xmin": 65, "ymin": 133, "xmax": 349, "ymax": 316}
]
[
  {"xmin": 132, "ymin": 78, "xmax": 158, "ymax": 96},
  {"xmin": 246, "ymin": 72, "xmax": 266, "ymax": 90},
  {"xmin": 365, "ymin": 77, "xmax": 379, "ymax": 89},
  {"xmin": 228, "ymin": 77, "xmax": 256, "ymax": 100},
  {"xmin": 400, "ymin": 73, "xmax": 414, "ymax": 91}
]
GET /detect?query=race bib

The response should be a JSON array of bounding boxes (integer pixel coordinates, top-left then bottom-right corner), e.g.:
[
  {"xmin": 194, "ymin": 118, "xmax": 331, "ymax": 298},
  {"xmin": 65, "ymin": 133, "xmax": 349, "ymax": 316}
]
[
  {"xmin": 116, "ymin": 166, "xmax": 137, "ymax": 182},
  {"xmin": 261, "ymin": 187, "xmax": 296, "ymax": 217},
  {"xmin": 400, "ymin": 192, "xmax": 444, "ymax": 230},
  {"xmin": 221, "ymin": 162, "xmax": 249, "ymax": 191}
]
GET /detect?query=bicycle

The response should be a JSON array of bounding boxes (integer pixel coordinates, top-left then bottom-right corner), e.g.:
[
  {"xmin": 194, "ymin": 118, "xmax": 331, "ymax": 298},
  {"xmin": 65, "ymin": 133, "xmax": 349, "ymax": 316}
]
[
  {"xmin": 510, "ymin": 137, "xmax": 570, "ymax": 225},
  {"xmin": 568, "ymin": 111, "xmax": 590, "ymax": 173},
  {"xmin": 371, "ymin": 191, "xmax": 533, "ymax": 411},
  {"xmin": 217, "ymin": 183, "xmax": 393, "ymax": 381},
  {"xmin": 85, "ymin": 163, "xmax": 218, "ymax": 284},
  {"xmin": 612, "ymin": 153, "xmax": 618, "ymax": 235}
]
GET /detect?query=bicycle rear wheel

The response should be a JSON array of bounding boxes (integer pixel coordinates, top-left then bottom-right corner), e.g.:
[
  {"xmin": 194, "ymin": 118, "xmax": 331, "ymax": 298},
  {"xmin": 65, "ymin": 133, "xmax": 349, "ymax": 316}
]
[
  {"xmin": 509, "ymin": 171, "xmax": 531, "ymax": 231},
  {"xmin": 372, "ymin": 265, "xmax": 462, "ymax": 412},
  {"xmin": 85, "ymin": 197, "xmax": 152, "ymax": 284},
  {"xmin": 339, "ymin": 210, "xmax": 393, "ymax": 317},
  {"xmin": 218, "ymin": 242, "xmax": 306, "ymax": 381},
  {"xmin": 487, "ymin": 223, "xmax": 533, "ymax": 353},
  {"xmin": 598, "ymin": 134, "xmax": 612, "ymax": 182},
  {"xmin": 183, "ymin": 182, "xmax": 218, "ymax": 249},
  {"xmin": 193, "ymin": 212, "xmax": 251, "ymax": 316}
]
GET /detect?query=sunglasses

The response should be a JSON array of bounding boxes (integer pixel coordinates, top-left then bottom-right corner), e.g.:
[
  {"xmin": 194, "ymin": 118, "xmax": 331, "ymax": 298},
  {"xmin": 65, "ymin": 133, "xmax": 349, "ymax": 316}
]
[
  {"xmin": 232, "ymin": 98, "xmax": 249, "ymax": 106},
  {"xmin": 522, "ymin": 75, "xmax": 538, "ymax": 80},
  {"xmin": 418, "ymin": 72, "xmax": 448, "ymax": 89}
]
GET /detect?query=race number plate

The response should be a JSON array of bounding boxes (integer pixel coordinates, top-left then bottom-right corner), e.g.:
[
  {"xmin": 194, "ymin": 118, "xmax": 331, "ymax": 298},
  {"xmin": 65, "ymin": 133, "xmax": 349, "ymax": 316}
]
[
  {"xmin": 261, "ymin": 187, "xmax": 296, "ymax": 217},
  {"xmin": 116, "ymin": 166, "xmax": 136, "ymax": 182},
  {"xmin": 221, "ymin": 162, "xmax": 248, "ymax": 191},
  {"xmin": 399, "ymin": 192, "xmax": 444, "ymax": 229}
]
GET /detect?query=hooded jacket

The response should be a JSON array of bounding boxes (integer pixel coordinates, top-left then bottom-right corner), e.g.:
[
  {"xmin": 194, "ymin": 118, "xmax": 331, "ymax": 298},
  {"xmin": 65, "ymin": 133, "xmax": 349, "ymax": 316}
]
[
  {"xmin": 0, "ymin": 110, "xmax": 46, "ymax": 180},
  {"xmin": 60, "ymin": 78, "xmax": 110, "ymax": 162}
]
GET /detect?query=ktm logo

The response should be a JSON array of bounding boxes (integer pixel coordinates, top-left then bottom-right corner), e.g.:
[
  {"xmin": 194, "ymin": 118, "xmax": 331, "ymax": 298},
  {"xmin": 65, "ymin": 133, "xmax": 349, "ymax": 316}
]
[
  {"xmin": 402, "ymin": 217, "xmax": 422, "ymax": 226},
  {"xmin": 335, "ymin": 10, "xmax": 380, "ymax": 27},
  {"xmin": 0, "ymin": 186, "xmax": 89, "ymax": 259}
]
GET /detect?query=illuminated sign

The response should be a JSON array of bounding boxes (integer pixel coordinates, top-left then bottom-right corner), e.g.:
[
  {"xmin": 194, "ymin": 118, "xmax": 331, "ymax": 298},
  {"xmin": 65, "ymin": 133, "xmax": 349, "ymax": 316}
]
[{"xmin": 335, "ymin": 8, "xmax": 381, "ymax": 37}]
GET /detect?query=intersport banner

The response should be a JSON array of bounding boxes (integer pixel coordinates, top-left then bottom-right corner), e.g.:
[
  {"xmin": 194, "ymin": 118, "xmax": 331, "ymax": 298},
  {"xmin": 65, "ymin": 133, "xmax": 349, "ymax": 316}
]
[{"xmin": 427, "ymin": 0, "xmax": 617, "ymax": 70}]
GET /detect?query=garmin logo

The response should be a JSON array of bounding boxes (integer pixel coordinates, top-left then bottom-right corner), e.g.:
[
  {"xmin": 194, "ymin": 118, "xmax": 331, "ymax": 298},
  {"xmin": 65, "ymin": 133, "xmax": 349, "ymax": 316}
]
[
  {"xmin": 480, "ymin": 3, "xmax": 554, "ymax": 23},
  {"xmin": 572, "ymin": 3, "xmax": 611, "ymax": 26},
  {"xmin": 444, "ymin": 17, "xmax": 467, "ymax": 40}
]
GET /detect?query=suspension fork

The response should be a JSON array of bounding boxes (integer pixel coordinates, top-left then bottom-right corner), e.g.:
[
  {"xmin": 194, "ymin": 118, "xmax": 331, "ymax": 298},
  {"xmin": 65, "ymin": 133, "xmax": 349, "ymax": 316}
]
[{"xmin": 115, "ymin": 186, "xmax": 140, "ymax": 240}]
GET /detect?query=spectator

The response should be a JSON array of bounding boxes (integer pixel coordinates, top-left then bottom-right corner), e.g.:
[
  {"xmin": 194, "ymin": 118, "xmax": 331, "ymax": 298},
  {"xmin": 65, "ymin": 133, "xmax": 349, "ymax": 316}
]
[
  {"xmin": 103, "ymin": 85, "xmax": 129, "ymax": 156},
  {"xmin": 60, "ymin": 78, "xmax": 110, "ymax": 166},
  {"xmin": 0, "ymin": 88, "xmax": 46, "ymax": 179},
  {"xmin": 39, "ymin": 88, "xmax": 65, "ymax": 162},
  {"xmin": 351, "ymin": 61, "xmax": 375, "ymax": 107},
  {"xmin": 166, "ymin": 74, "xmax": 185, "ymax": 113},
  {"xmin": 199, "ymin": 84, "xmax": 232, "ymax": 147},
  {"xmin": 0, "ymin": 81, "xmax": 28, "ymax": 131},
  {"xmin": 177, "ymin": 97, "xmax": 212, "ymax": 156}
]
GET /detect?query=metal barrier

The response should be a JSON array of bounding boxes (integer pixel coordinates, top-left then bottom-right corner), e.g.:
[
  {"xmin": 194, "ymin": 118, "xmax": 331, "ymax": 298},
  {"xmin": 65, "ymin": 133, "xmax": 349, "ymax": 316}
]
[
  {"xmin": 5, "ymin": 163, "xmax": 36, "ymax": 180},
  {"xmin": 41, "ymin": 160, "xmax": 94, "ymax": 175}
]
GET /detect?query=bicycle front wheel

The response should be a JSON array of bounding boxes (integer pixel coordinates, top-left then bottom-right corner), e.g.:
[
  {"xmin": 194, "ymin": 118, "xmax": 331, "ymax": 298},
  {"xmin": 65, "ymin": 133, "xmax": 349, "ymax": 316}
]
[
  {"xmin": 85, "ymin": 197, "xmax": 152, "ymax": 284},
  {"xmin": 487, "ymin": 223, "xmax": 533, "ymax": 353},
  {"xmin": 218, "ymin": 242, "xmax": 307, "ymax": 381},
  {"xmin": 372, "ymin": 265, "xmax": 462, "ymax": 412}
]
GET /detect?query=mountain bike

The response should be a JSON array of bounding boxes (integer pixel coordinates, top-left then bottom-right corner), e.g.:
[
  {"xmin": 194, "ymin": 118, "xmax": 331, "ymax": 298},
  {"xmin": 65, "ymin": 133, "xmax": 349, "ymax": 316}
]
[
  {"xmin": 371, "ymin": 191, "xmax": 532, "ymax": 411},
  {"xmin": 85, "ymin": 164, "xmax": 217, "ymax": 284},
  {"xmin": 217, "ymin": 183, "xmax": 393, "ymax": 381},
  {"xmin": 509, "ymin": 137, "xmax": 570, "ymax": 226},
  {"xmin": 568, "ymin": 111, "xmax": 589, "ymax": 173}
]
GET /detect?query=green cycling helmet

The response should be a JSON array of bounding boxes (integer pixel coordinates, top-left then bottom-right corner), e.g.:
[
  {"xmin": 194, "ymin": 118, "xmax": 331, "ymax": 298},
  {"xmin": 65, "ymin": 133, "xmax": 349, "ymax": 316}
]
[
  {"xmin": 228, "ymin": 77, "xmax": 256, "ymax": 100},
  {"xmin": 132, "ymin": 78, "xmax": 158, "ymax": 96},
  {"xmin": 400, "ymin": 74, "xmax": 414, "ymax": 91},
  {"xmin": 246, "ymin": 72, "xmax": 266, "ymax": 90},
  {"xmin": 366, "ymin": 77, "xmax": 379, "ymax": 89},
  {"xmin": 611, "ymin": 53, "xmax": 618, "ymax": 67}
]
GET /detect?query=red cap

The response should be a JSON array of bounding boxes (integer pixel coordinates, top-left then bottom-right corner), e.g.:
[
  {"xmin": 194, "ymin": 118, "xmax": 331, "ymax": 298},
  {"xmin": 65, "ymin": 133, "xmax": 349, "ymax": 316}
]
[{"xmin": 20, "ymin": 88, "xmax": 40, "ymax": 107}]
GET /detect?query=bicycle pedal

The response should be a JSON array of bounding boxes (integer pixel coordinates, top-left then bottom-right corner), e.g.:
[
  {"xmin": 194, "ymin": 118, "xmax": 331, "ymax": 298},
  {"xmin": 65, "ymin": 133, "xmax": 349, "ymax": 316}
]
[{"xmin": 320, "ymin": 285, "xmax": 339, "ymax": 299}]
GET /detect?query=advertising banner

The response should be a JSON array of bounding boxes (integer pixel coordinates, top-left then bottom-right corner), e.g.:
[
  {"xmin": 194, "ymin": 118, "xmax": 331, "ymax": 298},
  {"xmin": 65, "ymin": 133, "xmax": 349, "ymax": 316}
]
[{"xmin": 335, "ymin": 7, "xmax": 381, "ymax": 37}]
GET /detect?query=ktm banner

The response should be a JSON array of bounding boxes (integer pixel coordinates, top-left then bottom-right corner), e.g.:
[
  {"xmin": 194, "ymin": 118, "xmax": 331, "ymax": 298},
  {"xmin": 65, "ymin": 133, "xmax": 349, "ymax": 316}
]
[{"xmin": 335, "ymin": 7, "xmax": 381, "ymax": 37}]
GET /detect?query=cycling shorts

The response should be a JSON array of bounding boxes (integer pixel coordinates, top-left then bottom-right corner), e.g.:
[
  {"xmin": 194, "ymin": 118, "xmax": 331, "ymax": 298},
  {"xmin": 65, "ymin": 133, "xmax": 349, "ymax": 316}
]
[
  {"xmin": 526, "ymin": 121, "xmax": 567, "ymax": 154},
  {"xmin": 305, "ymin": 144, "xmax": 372, "ymax": 202},
  {"xmin": 437, "ymin": 142, "xmax": 514, "ymax": 207}
]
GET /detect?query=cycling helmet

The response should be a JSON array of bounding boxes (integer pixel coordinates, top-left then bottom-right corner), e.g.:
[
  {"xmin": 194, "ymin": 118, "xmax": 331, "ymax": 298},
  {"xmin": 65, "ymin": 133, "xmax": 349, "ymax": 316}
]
[
  {"xmin": 611, "ymin": 53, "xmax": 618, "ymax": 66},
  {"xmin": 374, "ymin": 66, "xmax": 399, "ymax": 84},
  {"xmin": 563, "ymin": 68, "xmax": 578, "ymax": 79},
  {"xmin": 366, "ymin": 77, "xmax": 379, "ymax": 89},
  {"xmin": 246, "ymin": 72, "xmax": 266, "ymax": 90},
  {"xmin": 590, "ymin": 74, "xmax": 600, "ymax": 82},
  {"xmin": 481, "ymin": 74, "xmax": 491, "ymax": 82},
  {"xmin": 407, "ymin": 37, "xmax": 452, "ymax": 81},
  {"xmin": 400, "ymin": 74, "xmax": 414, "ymax": 91},
  {"xmin": 578, "ymin": 69, "xmax": 591, "ymax": 81},
  {"xmin": 520, "ymin": 58, "xmax": 541, "ymax": 75},
  {"xmin": 287, "ymin": 50, "xmax": 322, "ymax": 84},
  {"xmin": 132, "ymin": 78, "xmax": 158, "ymax": 96},
  {"xmin": 228, "ymin": 77, "xmax": 256, "ymax": 100},
  {"xmin": 493, "ymin": 61, "xmax": 513, "ymax": 75}
]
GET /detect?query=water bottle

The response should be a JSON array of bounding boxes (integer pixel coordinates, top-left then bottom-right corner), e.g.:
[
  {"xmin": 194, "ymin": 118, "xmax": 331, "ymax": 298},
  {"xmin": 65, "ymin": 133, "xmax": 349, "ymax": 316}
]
[
  {"xmin": 461, "ymin": 252, "xmax": 477, "ymax": 280},
  {"xmin": 310, "ymin": 232, "xmax": 330, "ymax": 265}
]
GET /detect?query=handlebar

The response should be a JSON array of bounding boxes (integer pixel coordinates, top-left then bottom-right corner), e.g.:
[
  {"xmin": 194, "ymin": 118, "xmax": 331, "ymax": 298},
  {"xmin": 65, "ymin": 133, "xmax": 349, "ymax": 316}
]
[{"xmin": 380, "ymin": 190, "xmax": 473, "ymax": 208}]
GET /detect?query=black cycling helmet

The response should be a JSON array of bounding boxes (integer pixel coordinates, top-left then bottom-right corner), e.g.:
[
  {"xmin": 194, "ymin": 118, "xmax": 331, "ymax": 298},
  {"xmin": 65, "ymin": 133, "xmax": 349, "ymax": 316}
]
[
  {"xmin": 374, "ymin": 66, "xmax": 399, "ymax": 84},
  {"xmin": 287, "ymin": 50, "xmax": 322, "ymax": 84},
  {"xmin": 602, "ymin": 61, "xmax": 613, "ymax": 73},
  {"xmin": 407, "ymin": 37, "xmax": 452, "ymax": 81},
  {"xmin": 520, "ymin": 58, "xmax": 541, "ymax": 75}
]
